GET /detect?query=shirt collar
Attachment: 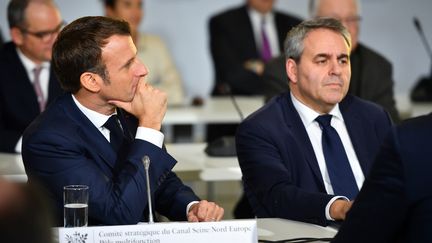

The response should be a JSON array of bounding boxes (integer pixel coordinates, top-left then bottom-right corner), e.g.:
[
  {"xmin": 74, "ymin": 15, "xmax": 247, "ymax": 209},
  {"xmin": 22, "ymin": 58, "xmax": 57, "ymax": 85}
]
[
  {"xmin": 16, "ymin": 47, "xmax": 50, "ymax": 74},
  {"xmin": 71, "ymin": 94, "xmax": 116, "ymax": 129},
  {"xmin": 290, "ymin": 92, "xmax": 344, "ymax": 127},
  {"xmin": 248, "ymin": 7, "xmax": 274, "ymax": 24}
]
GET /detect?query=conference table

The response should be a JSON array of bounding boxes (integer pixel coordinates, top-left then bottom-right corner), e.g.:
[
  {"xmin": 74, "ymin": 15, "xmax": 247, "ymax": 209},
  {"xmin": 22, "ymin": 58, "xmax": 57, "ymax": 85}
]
[{"xmin": 163, "ymin": 96, "xmax": 264, "ymax": 142}]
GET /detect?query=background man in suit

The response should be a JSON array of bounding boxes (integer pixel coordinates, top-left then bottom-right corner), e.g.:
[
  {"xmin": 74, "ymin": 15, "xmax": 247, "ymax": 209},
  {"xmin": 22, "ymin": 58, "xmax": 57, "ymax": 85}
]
[
  {"xmin": 263, "ymin": 0, "xmax": 400, "ymax": 122},
  {"xmin": 22, "ymin": 16, "xmax": 224, "ymax": 225},
  {"xmin": 0, "ymin": 0, "xmax": 63, "ymax": 153},
  {"xmin": 236, "ymin": 18, "xmax": 392, "ymax": 226},
  {"xmin": 209, "ymin": 0, "xmax": 301, "ymax": 95},
  {"xmin": 332, "ymin": 114, "xmax": 432, "ymax": 242}
]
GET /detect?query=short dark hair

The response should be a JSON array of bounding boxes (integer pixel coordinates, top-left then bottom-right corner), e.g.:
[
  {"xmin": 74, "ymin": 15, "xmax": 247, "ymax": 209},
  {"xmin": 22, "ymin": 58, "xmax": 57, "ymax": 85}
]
[
  {"xmin": 103, "ymin": 0, "xmax": 116, "ymax": 8},
  {"xmin": 52, "ymin": 16, "xmax": 131, "ymax": 93},
  {"xmin": 7, "ymin": 0, "xmax": 55, "ymax": 29},
  {"xmin": 284, "ymin": 17, "xmax": 351, "ymax": 62}
]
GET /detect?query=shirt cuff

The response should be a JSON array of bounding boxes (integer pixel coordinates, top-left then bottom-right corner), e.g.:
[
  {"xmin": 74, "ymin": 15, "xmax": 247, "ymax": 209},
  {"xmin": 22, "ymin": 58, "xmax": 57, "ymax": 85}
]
[
  {"xmin": 186, "ymin": 201, "xmax": 200, "ymax": 218},
  {"xmin": 15, "ymin": 136, "xmax": 23, "ymax": 153},
  {"xmin": 135, "ymin": 127, "xmax": 164, "ymax": 148},
  {"xmin": 325, "ymin": 196, "xmax": 349, "ymax": 221}
]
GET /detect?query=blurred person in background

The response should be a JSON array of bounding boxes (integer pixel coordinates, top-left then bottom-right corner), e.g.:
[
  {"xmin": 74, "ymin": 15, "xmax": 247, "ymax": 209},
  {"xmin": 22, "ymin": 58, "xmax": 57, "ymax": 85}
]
[
  {"xmin": 104, "ymin": 0, "xmax": 185, "ymax": 106},
  {"xmin": 209, "ymin": 0, "xmax": 302, "ymax": 96},
  {"xmin": 0, "ymin": 0, "xmax": 64, "ymax": 153}
]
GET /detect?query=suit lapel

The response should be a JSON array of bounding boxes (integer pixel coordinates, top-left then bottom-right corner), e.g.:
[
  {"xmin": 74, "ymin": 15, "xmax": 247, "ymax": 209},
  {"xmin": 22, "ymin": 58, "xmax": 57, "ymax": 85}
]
[
  {"xmin": 283, "ymin": 94, "xmax": 326, "ymax": 189},
  {"xmin": 239, "ymin": 6, "xmax": 260, "ymax": 58},
  {"xmin": 61, "ymin": 95, "xmax": 118, "ymax": 170},
  {"xmin": 340, "ymin": 96, "xmax": 371, "ymax": 174},
  {"xmin": 6, "ymin": 45, "xmax": 40, "ymax": 115}
]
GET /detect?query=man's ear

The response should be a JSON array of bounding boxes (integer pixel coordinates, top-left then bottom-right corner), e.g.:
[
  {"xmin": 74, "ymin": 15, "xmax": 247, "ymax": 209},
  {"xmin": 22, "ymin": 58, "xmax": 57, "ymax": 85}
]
[
  {"xmin": 10, "ymin": 27, "xmax": 24, "ymax": 46},
  {"xmin": 286, "ymin": 58, "xmax": 298, "ymax": 84},
  {"xmin": 80, "ymin": 72, "xmax": 101, "ymax": 93}
]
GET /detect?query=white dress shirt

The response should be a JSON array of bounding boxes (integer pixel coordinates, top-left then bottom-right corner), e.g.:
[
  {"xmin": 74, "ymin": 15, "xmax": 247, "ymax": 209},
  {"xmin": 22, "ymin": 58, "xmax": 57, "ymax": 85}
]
[
  {"xmin": 72, "ymin": 94, "xmax": 196, "ymax": 217},
  {"xmin": 291, "ymin": 93, "xmax": 365, "ymax": 220},
  {"xmin": 71, "ymin": 94, "xmax": 164, "ymax": 148}
]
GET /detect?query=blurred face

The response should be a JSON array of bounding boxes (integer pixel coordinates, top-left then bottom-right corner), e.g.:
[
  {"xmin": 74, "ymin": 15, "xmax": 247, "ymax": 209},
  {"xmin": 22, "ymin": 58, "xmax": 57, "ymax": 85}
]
[
  {"xmin": 12, "ymin": 2, "xmax": 62, "ymax": 64},
  {"xmin": 287, "ymin": 29, "xmax": 351, "ymax": 113},
  {"xmin": 247, "ymin": 0, "xmax": 275, "ymax": 14},
  {"xmin": 106, "ymin": 0, "xmax": 143, "ymax": 34},
  {"xmin": 315, "ymin": 0, "xmax": 360, "ymax": 49},
  {"xmin": 99, "ymin": 35, "xmax": 148, "ymax": 102}
]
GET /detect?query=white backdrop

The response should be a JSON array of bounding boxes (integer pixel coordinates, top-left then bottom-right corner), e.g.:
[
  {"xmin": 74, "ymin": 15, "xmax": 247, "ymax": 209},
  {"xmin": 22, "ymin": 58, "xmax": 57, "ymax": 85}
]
[{"xmin": 1, "ymin": 0, "xmax": 431, "ymax": 100}]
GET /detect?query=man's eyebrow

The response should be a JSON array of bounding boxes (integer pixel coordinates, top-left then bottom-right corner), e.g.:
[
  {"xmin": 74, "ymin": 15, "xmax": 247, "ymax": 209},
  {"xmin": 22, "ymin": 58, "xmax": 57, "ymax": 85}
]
[
  {"xmin": 337, "ymin": 53, "xmax": 350, "ymax": 59},
  {"xmin": 314, "ymin": 53, "xmax": 330, "ymax": 59}
]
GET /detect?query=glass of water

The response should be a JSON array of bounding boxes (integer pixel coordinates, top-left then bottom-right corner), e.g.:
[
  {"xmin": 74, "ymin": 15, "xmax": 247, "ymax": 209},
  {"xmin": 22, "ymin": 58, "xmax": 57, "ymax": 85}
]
[{"xmin": 63, "ymin": 185, "xmax": 89, "ymax": 227}]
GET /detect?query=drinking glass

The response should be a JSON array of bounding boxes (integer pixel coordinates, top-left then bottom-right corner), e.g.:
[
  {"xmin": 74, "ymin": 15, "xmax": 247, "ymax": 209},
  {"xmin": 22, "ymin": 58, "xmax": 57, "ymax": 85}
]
[{"xmin": 63, "ymin": 185, "xmax": 89, "ymax": 227}]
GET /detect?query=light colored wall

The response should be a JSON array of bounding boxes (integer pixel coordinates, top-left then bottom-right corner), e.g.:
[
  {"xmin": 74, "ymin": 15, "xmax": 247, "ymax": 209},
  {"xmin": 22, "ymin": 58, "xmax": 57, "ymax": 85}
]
[{"xmin": 1, "ymin": 0, "xmax": 431, "ymax": 101}]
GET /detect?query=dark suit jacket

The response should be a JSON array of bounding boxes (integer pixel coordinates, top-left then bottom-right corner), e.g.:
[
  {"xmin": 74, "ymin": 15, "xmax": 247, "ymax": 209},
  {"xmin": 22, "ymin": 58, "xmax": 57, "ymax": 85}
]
[
  {"xmin": 332, "ymin": 114, "xmax": 432, "ymax": 243},
  {"xmin": 209, "ymin": 5, "xmax": 301, "ymax": 95},
  {"xmin": 236, "ymin": 93, "xmax": 392, "ymax": 226},
  {"xmin": 22, "ymin": 94, "xmax": 200, "ymax": 225},
  {"xmin": 0, "ymin": 42, "xmax": 63, "ymax": 152},
  {"xmin": 263, "ymin": 44, "xmax": 400, "ymax": 122}
]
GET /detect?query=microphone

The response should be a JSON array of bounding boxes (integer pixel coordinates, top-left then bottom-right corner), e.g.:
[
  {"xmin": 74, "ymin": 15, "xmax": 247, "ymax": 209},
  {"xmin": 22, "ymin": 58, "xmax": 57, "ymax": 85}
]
[
  {"xmin": 142, "ymin": 155, "xmax": 154, "ymax": 224},
  {"xmin": 223, "ymin": 84, "xmax": 244, "ymax": 121},
  {"xmin": 410, "ymin": 17, "xmax": 432, "ymax": 101},
  {"xmin": 413, "ymin": 17, "xmax": 432, "ymax": 73},
  {"xmin": 205, "ymin": 83, "xmax": 242, "ymax": 157}
]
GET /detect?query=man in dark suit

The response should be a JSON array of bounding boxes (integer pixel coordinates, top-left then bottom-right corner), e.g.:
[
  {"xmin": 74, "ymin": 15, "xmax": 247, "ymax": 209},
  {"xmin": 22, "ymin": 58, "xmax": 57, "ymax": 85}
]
[
  {"xmin": 332, "ymin": 114, "xmax": 432, "ymax": 242},
  {"xmin": 22, "ymin": 16, "xmax": 224, "ymax": 226},
  {"xmin": 0, "ymin": 0, "xmax": 63, "ymax": 153},
  {"xmin": 236, "ymin": 18, "xmax": 392, "ymax": 226},
  {"xmin": 209, "ymin": 0, "xmax": 301, "ymax": 95},
  {"xmin": 208, "ymin": 1, "xmax": 301, "ymax": 216},
  {"xmin": 263, "ymin": 0, "xmax": 400, "ymax": 122}
]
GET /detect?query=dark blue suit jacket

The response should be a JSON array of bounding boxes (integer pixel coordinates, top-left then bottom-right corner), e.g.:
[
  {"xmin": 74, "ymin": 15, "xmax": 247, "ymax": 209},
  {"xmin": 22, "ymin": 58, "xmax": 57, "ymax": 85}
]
[
  {"xmin": 236, "ymin": 93, "xmax": 392, "ymax": 226},
  {"xmin": 0, "ymin": 42, "xmax": 63, "ymax": 152},
  {"xmin": 333, "ymin": 114, "xmax": 432, "ymax": 243},
  {"xmin": 22, "ymin": 94, "xmax": 199, "ymax": 225}
]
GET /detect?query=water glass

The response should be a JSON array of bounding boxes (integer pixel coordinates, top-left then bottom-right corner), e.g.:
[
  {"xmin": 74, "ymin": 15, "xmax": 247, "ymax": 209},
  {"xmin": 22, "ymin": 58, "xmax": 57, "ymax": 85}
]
[{"xmin": 63, "ymin": 185, "xmax": 89, "ymax": 227}]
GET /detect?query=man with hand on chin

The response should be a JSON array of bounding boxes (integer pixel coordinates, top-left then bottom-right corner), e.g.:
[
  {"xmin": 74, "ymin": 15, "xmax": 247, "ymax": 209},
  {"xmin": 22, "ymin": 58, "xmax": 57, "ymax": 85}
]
[{"xmin": 22, "ymin": 16, "xmax": 223, "ymax": 226}]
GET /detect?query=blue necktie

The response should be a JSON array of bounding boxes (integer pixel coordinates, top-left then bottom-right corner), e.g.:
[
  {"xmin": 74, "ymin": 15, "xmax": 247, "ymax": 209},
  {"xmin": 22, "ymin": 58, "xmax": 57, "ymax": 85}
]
[
  {"xmin": 316, "ymin": 114, "xmax": 358, "ymax": 199},
  {"xmin": 103, "ymin": 115, "xmax": 124, "ymax": 152}
]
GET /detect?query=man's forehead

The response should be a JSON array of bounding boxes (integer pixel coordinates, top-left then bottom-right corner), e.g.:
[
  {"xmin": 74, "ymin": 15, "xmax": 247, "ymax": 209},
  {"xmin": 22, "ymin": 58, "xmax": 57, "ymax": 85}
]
[{"xmin": 101, "ymin": 35, "xmax": 136, "ymax": 64}]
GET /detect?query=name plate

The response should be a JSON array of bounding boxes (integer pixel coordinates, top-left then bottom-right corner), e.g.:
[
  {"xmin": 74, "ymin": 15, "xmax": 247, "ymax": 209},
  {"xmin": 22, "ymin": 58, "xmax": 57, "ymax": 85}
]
[{"xmin": 57, "ymin": 219, "xmax": 257, "ymax": 243}]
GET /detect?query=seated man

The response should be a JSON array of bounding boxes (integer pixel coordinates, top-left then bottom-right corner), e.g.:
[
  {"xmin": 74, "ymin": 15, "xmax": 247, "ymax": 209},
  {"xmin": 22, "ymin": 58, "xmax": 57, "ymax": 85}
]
[
  {"xmin": 0, "ymin": 0, "xmax": 64, "ymax": 153},
  {"xmin": 22, "ymin": 16, "xmax": 224, "ymax": 225},
  {"xmin": 209, "ymin": 0, "xmax": 301, "ymax": 96},
  {"xmin": 236, "ymin": 18, "xmax": 392, "ymax": 226}
]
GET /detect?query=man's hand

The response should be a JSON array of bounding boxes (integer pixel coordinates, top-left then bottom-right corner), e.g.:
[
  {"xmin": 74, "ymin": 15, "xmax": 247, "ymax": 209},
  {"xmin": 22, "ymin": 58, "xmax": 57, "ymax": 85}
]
[
  {"xmin": 244, "ymin": 59, "xmax": 265, "ymax": 75},
  {"xmin": 187, "ymin": 200, "xmax": 224, "ymax": 222},
  {"xmin": 109, "ymin": 81, "xmax": 167, "ymax": 130},
  {"xmin": 330, "ymin": 199, "xmax": 353, "ymax": 220}
]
